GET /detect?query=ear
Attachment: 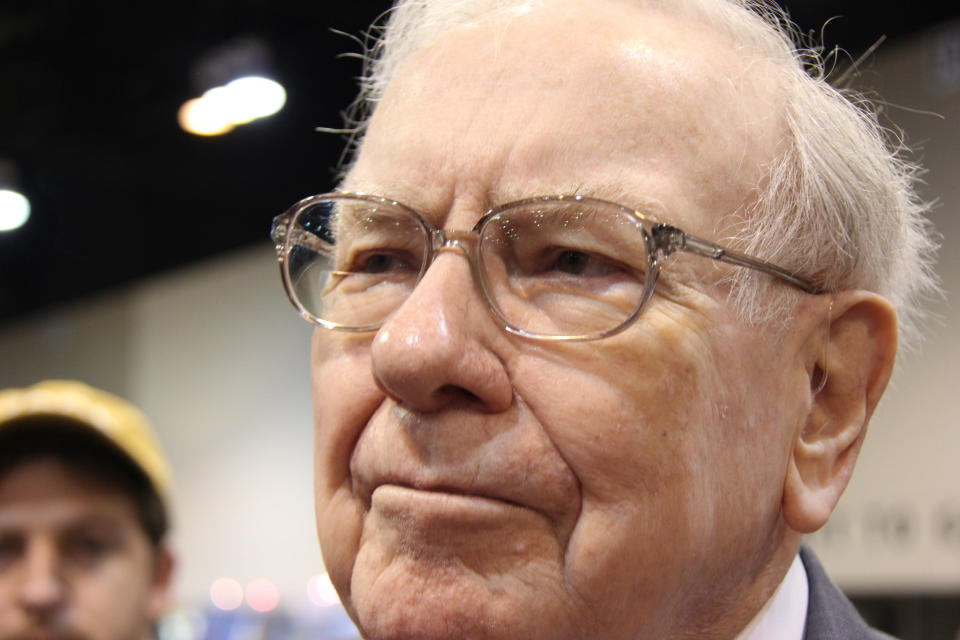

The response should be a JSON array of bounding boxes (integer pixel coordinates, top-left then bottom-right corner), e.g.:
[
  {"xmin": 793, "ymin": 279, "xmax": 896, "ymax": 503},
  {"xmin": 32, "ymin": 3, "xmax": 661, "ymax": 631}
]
[
  {"xmin": 782, "ymin": 290, "xmax": 898, "ymax": 534},
  {"xmin": 147, "ymin": 544, "xmax": 176, "ymax": 621}
]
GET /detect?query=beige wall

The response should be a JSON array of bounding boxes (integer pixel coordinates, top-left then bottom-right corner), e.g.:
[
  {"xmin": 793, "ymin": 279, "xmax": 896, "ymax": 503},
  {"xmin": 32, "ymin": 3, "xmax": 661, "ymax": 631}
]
[{"xmin": 0, "ymin": 25, "xmax": 957, "ymax": 607}]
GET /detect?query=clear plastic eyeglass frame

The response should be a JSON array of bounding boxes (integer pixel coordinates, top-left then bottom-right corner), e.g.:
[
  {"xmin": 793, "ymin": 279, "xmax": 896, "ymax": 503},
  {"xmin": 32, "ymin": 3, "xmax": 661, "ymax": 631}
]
[{"xmin": 271, "ymin": 192, "xmax": 822, "ymax": 342}]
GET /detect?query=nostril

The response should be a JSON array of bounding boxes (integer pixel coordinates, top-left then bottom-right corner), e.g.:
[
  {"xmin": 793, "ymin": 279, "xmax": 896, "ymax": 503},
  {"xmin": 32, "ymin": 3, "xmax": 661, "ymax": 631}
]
[{"xmin": 437, "ymin": 384, "xmax": 480, "ymax": 404}]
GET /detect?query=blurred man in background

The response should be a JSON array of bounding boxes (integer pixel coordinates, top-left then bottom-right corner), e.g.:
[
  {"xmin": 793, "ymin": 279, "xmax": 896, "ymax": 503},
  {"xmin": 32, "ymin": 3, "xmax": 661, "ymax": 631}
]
[
  {"xmin": 0, "ymin": 380, "xmax": 174, "ymax": 640},
  {"xmin": 272, "ymin": 0, "xmax": 938, "ymax": 637}
]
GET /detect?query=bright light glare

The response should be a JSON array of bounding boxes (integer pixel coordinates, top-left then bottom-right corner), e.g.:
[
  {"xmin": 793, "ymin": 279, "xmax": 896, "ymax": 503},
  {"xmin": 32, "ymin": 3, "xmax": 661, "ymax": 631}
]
[
  {"xmin": 0, "ymin": 189, "xmax": 30, "ymax": 232},
  {"xmin": 178, "ymin": 76, "xmax": 286, "ymax": 136},
  {"xmin": 307, "ymin": 573, "xmax": 341, "ymax": 607},
  {"xmin": 178, "ymin": 98, "xmax": 235, "ymax": 137},
  {"xmin": 210, "ymin": 577, "xmax": 244, "ymax": 611},
  {"xmin": 225, "ymin": 77, "xmax": 286, "ymax": 122},
  {"xmin": 245, "ymin": 578, "xmax": 280, "ymax": 613}
]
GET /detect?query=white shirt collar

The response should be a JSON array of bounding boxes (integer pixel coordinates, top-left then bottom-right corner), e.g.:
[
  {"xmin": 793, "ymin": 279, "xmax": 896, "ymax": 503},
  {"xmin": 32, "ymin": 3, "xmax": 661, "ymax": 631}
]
[{"xmin": 734, "ymin": 553, "xmax": 809, "ymax": 640}]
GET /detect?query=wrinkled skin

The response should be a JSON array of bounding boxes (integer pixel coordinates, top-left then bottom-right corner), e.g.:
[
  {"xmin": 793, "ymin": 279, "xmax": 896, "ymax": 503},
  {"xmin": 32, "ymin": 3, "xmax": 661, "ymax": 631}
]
[
  {"xmin": 311, "ymin": 2, "xmax": 875, "ymax": 639},
  {"xmin": 0, "ymin": 459, "xmax": 171, "ymax": 640}
]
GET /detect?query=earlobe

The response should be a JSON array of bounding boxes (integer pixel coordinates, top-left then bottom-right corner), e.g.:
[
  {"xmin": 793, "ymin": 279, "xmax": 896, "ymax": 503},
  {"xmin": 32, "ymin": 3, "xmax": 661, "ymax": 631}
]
[{"xmin": 782, "ymin": 291, "xmax": 898, "ymax": 534}]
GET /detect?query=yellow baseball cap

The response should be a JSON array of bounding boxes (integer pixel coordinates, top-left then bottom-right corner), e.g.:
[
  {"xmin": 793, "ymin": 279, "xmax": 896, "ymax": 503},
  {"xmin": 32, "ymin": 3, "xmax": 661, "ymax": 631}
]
[{"xmin": 0, "ymin": 380, "xmax": 172, "ymax": 503}]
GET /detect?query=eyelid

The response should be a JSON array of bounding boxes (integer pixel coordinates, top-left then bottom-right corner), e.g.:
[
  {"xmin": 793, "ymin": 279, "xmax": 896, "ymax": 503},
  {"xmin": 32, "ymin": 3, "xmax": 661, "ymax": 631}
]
[
  {"xmin": 60, "ymin": 531, "xmax": 122, "ymax": 562},
  {"xmin": 61, "ymin": 518, "xmax": 124, "ymax": 542},
  {"xmin": 338, "ymin": 237, "xmax": 425, "ymax": 270},
  {"xmin": 349, "ymin": 249, "xmax": 421, "ymax": 272}
]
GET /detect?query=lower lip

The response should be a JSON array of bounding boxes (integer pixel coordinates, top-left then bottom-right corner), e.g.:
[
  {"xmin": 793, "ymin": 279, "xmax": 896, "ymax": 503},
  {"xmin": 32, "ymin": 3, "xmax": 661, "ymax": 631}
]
[{"xmin": 371, "ymin": 484, "xmax": 530, "ymax": 524}]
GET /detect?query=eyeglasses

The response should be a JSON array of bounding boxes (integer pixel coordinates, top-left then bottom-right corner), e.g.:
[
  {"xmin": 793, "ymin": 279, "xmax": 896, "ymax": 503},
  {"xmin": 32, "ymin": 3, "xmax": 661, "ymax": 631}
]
[{"xmin": 271, "ymin": 192, "xmax": 821, "ymax": 341}]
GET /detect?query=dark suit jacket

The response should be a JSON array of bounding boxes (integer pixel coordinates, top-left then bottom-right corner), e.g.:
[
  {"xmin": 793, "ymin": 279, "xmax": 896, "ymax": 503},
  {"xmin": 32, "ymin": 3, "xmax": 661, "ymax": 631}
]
[{"xmin": 801, "ymin": 547, "xmax": 898, "ymax": 639}]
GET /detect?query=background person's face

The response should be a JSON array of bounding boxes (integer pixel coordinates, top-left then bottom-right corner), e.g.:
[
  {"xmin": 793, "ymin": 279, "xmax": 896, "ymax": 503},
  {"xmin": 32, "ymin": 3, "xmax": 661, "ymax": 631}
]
[
  {"xmin": 312, "ymin": 3, "xmax": 812, "ymax": 639},
  {"xmin": 0, "ymin": 458, "xmax": 167, "ymax": 640}
]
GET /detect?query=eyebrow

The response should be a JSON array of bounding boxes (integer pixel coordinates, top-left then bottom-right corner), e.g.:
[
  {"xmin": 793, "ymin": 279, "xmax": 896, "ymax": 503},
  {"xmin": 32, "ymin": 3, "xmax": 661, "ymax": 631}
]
[
  {"xmin": 62, "ymin": 514, "xmax": 127, "ymax": 531},
  {"xmin": 484, "ymin": 181, "xmax": 668, "ymax": 217},
  {"xmin": 337, "ymin": 180, "xmax": 671, "ymax": 227},
  {"xmin": 0, "ymin": 509, "xmax": 129, "ymax": 533}
]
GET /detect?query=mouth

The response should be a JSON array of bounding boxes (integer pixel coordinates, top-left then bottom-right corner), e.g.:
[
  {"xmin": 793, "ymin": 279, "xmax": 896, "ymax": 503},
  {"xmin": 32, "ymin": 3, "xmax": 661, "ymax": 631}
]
[{"xmin": 370, "ymin": 484, "xmax": 536, "ymax": 524}]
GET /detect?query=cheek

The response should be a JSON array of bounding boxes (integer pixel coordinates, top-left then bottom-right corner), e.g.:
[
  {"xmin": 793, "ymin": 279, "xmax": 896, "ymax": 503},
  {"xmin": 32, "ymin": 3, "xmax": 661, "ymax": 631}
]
[
  {"xmin": 506, "ymin": 330, "xmax": 733, "ymax": 625},
  {"xmin": 312, "ymin": 351, "xmax": 380, "ymax": 497},
  {"xmin": 513, "ymin": 329, "xmax": 716, "ymax": 503},
  {"xmin": 519, "ymin": 315, "xmax": 757, "ymax": 510},
  {"xmin": 693, "ymin": 316, "xmax": 803, "ymax": 490},
  {"xmin": 312, "ymin": 334, "xmax": 382, "ymax": 609},
  {"xmin": 73, "ymin": 553, "xmax": 156, "ymax": 638},
  {"xmin": 311, "ymin": 330, "xmax": 383, "ymax": 496}
]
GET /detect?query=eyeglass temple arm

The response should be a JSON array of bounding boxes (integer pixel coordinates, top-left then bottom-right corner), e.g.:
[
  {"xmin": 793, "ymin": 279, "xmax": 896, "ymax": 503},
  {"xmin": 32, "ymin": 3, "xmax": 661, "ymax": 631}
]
[
  {"xmin": 271, "ymin": 213, "xmax": 332, "ymax": 256},
  {"xmin": 651, "ymin": 224, "xmax": 822, "ymax": 294},
  {"xmin": 270, "ymin": 214, "xmax": 290, "ymax": 255}
]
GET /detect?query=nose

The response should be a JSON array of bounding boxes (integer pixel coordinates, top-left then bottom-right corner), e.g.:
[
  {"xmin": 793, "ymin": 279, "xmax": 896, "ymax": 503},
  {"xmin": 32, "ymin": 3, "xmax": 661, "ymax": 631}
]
[
  {"xmin": 17, "ymin": 539, "xmax": 66, "ymax": 619},
  {"xmin": 371, "ymin": 250, "xmax": 514, "ymax": 412}
]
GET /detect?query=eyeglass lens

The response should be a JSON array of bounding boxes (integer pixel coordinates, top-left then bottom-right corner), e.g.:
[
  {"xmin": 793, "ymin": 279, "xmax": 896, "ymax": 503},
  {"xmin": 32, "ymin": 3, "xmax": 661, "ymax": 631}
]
[{"xmin": 283, "ymin": 197, "xmax": 653, "ymax": 337}]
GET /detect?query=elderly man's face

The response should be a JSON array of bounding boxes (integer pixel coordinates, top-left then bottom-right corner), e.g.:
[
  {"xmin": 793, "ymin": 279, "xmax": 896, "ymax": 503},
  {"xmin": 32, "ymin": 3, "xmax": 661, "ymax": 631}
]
[
  {"xmin": 312, "ymin": 3, "xmax": 814, "ymax": 639},
  {"xmin": 0, "ymin": 458, "xmax": 170, "ymax": 640}
]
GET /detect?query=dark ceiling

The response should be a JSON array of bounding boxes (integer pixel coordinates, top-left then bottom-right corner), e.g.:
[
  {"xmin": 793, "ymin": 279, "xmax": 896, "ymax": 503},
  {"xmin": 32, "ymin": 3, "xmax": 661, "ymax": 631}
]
[{"xmin": 1, "ymin": 1, "xmax": 957, "ymax": 324}]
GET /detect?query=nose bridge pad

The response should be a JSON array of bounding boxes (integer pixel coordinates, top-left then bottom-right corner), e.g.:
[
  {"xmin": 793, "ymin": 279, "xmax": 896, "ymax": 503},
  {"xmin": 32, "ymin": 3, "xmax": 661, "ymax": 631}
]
[{"xmin": 431, "ymin": 230, "xmax": 486, "ymax": 294}]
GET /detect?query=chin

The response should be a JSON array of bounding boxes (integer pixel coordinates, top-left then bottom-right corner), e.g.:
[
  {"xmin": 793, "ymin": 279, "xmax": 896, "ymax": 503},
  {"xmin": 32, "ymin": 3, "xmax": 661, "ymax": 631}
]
[
  {"xmin": 353, "ymin": 598, "xmax": 576, "ymax": 640},
  {"xmin": 346, "ymin": 559, "xmax": 584, "ymax": 640}
]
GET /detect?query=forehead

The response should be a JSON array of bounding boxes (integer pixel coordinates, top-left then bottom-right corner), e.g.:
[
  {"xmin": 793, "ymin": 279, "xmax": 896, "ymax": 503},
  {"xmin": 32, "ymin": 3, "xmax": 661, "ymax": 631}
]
[
  {"xmin": 0, "ymin": 458, "xmax": 139, "ymax": 530},
  {"xmin": 347, "ymin": 0, "xmax": 785, "ymax": 233}
]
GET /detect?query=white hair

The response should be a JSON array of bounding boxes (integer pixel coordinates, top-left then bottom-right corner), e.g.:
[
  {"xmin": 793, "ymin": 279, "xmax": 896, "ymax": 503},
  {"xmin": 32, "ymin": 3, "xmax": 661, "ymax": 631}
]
[{"xmin": 334, "ymin": 0, "xmax": 940, "ymax": 351}]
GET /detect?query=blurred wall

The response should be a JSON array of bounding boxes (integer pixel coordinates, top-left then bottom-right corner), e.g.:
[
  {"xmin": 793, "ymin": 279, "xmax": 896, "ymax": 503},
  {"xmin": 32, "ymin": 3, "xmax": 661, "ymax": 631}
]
[{"xmin": 0, "ymin": 23, "xmax": 957, "ymax": 611}]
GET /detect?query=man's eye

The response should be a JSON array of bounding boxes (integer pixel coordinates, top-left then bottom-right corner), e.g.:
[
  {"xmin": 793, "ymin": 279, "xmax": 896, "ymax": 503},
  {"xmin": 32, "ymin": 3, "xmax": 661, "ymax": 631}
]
[
  {"xmin": 550, "ymin": 250, "xmax": 615, "ymax": 276},
  {"xmin": 350, "ymin": 250, "xmax": 419, "ymax": 275},
  {"xmin": 0, "ymin": 534, "xmax": 24, "ymax": 569},
  {"xmin": 64, "ymin": 536, "xmax": 115, "ymax": 565},
  {"xmin": 360, "ymin": 252, "xmax": 410, "ymax": 273}
]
